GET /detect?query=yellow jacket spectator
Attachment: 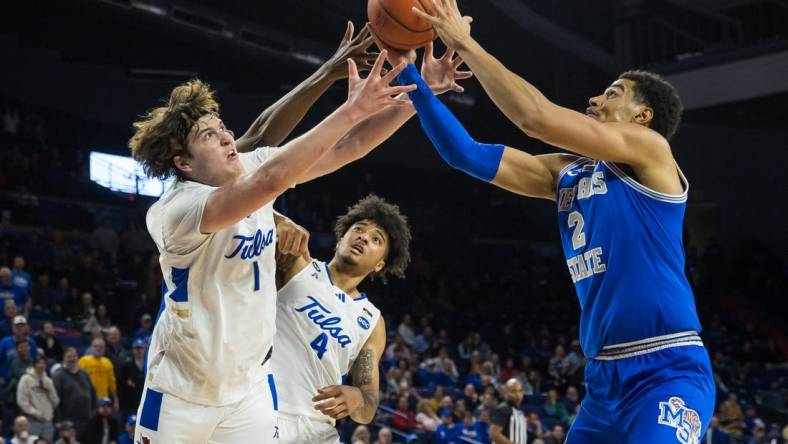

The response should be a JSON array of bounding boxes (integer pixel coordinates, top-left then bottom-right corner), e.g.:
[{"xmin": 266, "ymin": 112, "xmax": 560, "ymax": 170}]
[{"xmin": 78, "ymin": 338, "xmax": 118, "ymax": 410}]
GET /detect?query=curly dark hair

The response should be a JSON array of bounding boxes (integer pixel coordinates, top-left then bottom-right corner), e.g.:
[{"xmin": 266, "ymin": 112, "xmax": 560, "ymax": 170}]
[
  {"xmin": 619, "ymin": 70, "xmax": 683, "ymax": 140},
  {"xmin": 129, "ymin": 79, "xmax": 219, "ymax": 179},
  {"xmin": 334, "ymin": 194, "xmax": 412, "ymax": 284}
]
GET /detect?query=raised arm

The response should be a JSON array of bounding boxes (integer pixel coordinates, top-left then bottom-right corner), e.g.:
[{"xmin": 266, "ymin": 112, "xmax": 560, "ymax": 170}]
[
  {"xmin": 235, "ymin": 22, "xmax": 378, "ymax": 152},
  {"xmin": 397, "ymin": 63, "xmax": 574, "ymax": 200},
  {"xmin": 200, "ymin": 53, "xmax": 416, "ymax": 233},
  {"xmin": 293, "ymin": 41, "xmax": 473, "ymax": 184},
  {"xmin": 313, "ymin": 316, "xmax": 386, "ymax": 424},
  {"xmin": 414, "ymin": 1, "xmax": 675, "ymax": 178}
]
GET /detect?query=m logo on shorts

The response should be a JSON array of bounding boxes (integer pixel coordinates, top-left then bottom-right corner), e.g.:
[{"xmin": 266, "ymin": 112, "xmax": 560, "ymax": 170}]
[{"xmin": 657, "ymin": 396, "xmax": 702, "ymax": 444}]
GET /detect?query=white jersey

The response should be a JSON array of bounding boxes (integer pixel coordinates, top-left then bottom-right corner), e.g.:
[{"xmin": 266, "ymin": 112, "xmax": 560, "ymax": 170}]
[
  {"xmin": 145, "ymin": 147, "xmax": 280, "ymax": 406},
  {"xmin": 272, "ymin": 261, "xmax": 381, "ymax": 422}
]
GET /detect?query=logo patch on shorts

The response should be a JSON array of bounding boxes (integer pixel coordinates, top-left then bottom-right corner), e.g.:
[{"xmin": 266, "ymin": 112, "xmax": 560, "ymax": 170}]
[
  {"xmin": 657, "ymin": 396, "xmax": 702, "ymax": 444},
  {"xmin": 357, "ymin": 316, "xmax": 370, "ymax": 330}
]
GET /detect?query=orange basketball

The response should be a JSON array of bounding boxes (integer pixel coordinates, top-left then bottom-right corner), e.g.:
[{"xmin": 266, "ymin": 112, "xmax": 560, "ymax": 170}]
[{"xmin": 367, "ymin": 0, "xmax": 440, "ymax": 50}]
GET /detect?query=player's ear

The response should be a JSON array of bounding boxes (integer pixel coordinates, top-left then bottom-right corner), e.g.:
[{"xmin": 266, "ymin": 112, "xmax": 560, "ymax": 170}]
[
  {"xmin": 173, "ymin": 155, "xmax": 192, "ymax": 174},
  {"xmin": 374, "ymin": 259, "xmax": 386, "ymax": 273},
  {"xmin": 632, "ymin": 106, "xmax": 653, "ymax": 126}
]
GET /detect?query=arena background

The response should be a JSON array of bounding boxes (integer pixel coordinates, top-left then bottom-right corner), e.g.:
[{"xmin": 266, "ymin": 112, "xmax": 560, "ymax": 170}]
[{"xmin": 0, "ymin": 0, "xmax": 786, "ymax": 443}]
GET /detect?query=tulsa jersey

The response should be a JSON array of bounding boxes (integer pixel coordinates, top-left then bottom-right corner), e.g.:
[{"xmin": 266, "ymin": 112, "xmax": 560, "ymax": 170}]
[
  {"xmin": 272, "ymin": 261, "xmax": 381, "ymax": 422},
  {"xmin": 145, "ymin": 147, "xmax": 280, "ymax": 406},
  {"xmin": 556, "ymin": 158, "xmax": 702, "ymax": 358}
]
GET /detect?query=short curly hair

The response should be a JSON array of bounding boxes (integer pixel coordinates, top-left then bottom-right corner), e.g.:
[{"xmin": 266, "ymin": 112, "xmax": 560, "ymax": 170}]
[
  {"xmin": 619, "ymin": 70, "xmax": 683, "ymax": 140},
  {"xmin": 129, "ymin": 79, "xmax": 219, "ymax": 179},
  {"xmin": 334, "ymin": 194, "xmax": 411, "ymax": 284}
]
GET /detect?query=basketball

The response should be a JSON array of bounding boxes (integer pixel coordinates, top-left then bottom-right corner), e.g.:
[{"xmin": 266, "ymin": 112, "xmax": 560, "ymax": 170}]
[{"xmin": 367, "ymin": 0, "xmax": 440, "ymax": 50}]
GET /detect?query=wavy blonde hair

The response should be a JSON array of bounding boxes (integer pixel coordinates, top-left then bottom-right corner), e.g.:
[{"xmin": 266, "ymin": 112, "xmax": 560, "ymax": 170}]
[{"xmin": 129, "ymin": 79, "xmax": 219, "ymax": 179}]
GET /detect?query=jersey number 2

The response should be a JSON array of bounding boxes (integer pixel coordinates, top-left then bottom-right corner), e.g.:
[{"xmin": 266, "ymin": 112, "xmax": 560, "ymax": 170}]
[
  {"xmin": 310, "ymin": 333, "xmax": 328, "ymax": 359},
  {"xmin": 568, "ymin": 211, "xmax": 586, "ymax": 250}
]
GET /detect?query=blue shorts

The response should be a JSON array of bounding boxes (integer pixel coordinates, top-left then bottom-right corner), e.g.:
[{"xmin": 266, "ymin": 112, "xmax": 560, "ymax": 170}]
[{"xmin": 567, "ymin": 345, "xmax": 715, "ymax": 444}]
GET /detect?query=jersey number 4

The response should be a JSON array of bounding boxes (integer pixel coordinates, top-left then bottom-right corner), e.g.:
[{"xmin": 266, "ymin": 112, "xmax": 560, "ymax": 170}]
[
  {"xmin": 310, "ymin": 333, "xmax": 328, "ymax": 359},
  {"xmin": 568, "ymin": 211, "xmax": 587, "ymax": 250}
]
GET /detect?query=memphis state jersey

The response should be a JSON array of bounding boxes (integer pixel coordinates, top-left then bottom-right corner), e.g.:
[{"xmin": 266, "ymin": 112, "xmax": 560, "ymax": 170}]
[
  {"xmin": 555, "ymin": 157, "xmax": 701, "ymax": 358},
  {"xmin": 272, "ymin": 260, "xmax": 381, "ymax": 422},
  {"xmin": 145, "ymin": 147, "xmax": 280, "ymax": 406}
]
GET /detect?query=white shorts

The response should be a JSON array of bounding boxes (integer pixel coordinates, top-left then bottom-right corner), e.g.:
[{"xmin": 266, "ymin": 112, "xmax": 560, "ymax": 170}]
[
  {"xmin": 278, "ymin": 413, "xmax": 339, "ymax": 444},
  {"xmin": 134, "ymin": 372, "xmax": 279, "ymax": 443}
]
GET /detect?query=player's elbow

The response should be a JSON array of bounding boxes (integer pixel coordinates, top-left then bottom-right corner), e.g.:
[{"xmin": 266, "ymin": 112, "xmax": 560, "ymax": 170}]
[{"xmin": 517, "ymin": 109, "xmax": 549, "ymax": 140}]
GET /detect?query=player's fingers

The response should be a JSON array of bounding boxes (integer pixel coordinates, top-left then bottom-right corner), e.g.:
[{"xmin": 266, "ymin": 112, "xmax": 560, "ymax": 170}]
[
  {"xmin": 381, "ymin": 61, "xmax": 408, "ymax": 84},
  {"xmin": 355, "ymin": 29, "xmax": 374, "ymax": 49},
  {"xmin": 352, "ymin": 23, "xmax": 371, "ymax": 45},
  {"xmin": 424, "ymin": 41, "xmax": 434, "ymax": 61},
  {"xmin": 384, "ymin": 97, "xmax": 414, "ymax": 107},
  {"xmin": 455, "ymin": 70, "xmax": 473, "ymax": 80},
  {"xmin": 412, "ymin": 7, "xmax": 439, "ymax": 24},
  {"xmin": 314, "ymin": 401, "xmax": 339, "ymax": 414},
  {"xmin": 369, "ymin": 50, "xmax": 387, "ymax": 78},
  {"xmin": 296, "ymin": 234, "xmax": 310, "ymax": 258},
  {"xmin": 347, "ymin": 58, "xmax": 359, "ymax": 80},
  {"xmin": 452, "ymin": 84, "xmax": 465, "ymax": 93},
  {"xmin": 452, "ymin": 55, "xmax": 465, "ymax": 69},
  {"xmin": 342, "ymin": 21, "xmax": 354, "ymax": 43},
  {"xmin": 464, "ymin": 15, "xmax": 473, "ymax": 24},
  {"xmin": 444, "ymin": 48, "xmax": 456, "ymax": 62},
  {"xmin": 328, "ymin": 405, "xmax": 349, "ymax": 419},
  {"xmin": 383, "ymin": 85, "xmax": 417, "ymax": 97},
  {"xmin": 427, "ymin": 0, "xmax": 443, "ymax": 17}
]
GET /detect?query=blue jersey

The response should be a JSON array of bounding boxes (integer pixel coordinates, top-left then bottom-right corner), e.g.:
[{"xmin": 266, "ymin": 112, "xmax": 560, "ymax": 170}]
[{"xmin": 556, "ymin": 158, "xmax": 701, "ymax": 358}]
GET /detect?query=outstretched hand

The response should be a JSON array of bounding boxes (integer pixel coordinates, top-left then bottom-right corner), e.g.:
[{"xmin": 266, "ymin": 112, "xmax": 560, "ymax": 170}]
[
  {"xmin": 344, "ymin": 51, "xmax": 417, "ymax": 122},
  {"xmin": 421, "ymin": 41, "xmax": 473, "ymax": 94},
  {"xmin": 324, "ymin": 22, "xmax": 379, "ymax": 81},
  {"xmin": 413, "ymin": 0, "xmax": 474, "ymax": 51}
]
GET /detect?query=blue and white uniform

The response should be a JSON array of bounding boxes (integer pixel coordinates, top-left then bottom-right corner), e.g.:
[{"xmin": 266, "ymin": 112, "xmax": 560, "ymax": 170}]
[
  {"xmin": 557, "ymin": 158, "xmax": 715, "ymax": 444},
  {"xmin": 272, "ymin": 261, "xmax": 380, "ymax": 444},
  {"xmin": 136, "ymin": 147, "xmax": 281, "ymax": 444}
]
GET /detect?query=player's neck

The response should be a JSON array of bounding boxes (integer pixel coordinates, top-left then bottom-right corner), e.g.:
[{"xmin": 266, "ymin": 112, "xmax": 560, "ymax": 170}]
[{"xmin": 326, "ymin": 259, "xmax": 364, "ymax": 296}]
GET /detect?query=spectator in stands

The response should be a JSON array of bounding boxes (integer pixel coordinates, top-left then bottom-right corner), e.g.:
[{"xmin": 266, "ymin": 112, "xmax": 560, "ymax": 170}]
[
  {"xmin": 77, "ymin": 339, "xmax": 117, "ymax": 411},
  {"xmin": 0, "ymin": 299, "xmax": 17, "ymax": 337},
  {"xmin": 527, "ymin": 412, "xmax": 544, "ymax": 440},
  {"xmin": 719, "ymin": 393, "xmax": 745, "ymax": 437},
  {"xmin": 412, "ymin": 326, "xmax": 434, "ymax": 354},
  {"xmin": 542, "ymin": 424, "xmax": 565, "ymax": 444},
  {"xmin": 464, "ymin": 362, "xmax": 483, "ymax": 392},
  {"xmin": 90, "ymin": 219, "xmax": 118, "ymax": 259},
  {"xmin": 384, "ymin": 336, "xmax": 411, "ymax": 364},
  {"xmin": 392, "ymin": 396, "xmax": 418, "ymax": 431},
  {"xmin": 17, "ymin": 356, "xmax": 59, "ymax": 441},
  {"xmin": 79, "ymin": 398, "xmax": 118, "ymax": 444},
  {"xmin": 82, "ymin": 305, "xmax": 110, "ymax": 335},
  {"xmin": 0, "ymin": 268, "xmax": 25, "ymax": 312},
  {"xmin": 490, "ymin": 379, "xmax": 527, "ymax": 444},
  {"xmin": 705, "ymin": 416, "xmax": 730, "ymax": 444},
  {"xmin": 118, "ymin": 338, "xmax": 144, "ymax": 419},
  {"xmin": 463, "ymin": 383, "xmax": 479, "ymax": 411},
  {"xmin": 748, "ymin": 419, "xmax": 768, "ymax": 444},
  {"xmin": 53, "ymin": 420, "xmax": 80, "ymax": 444},
  {"xmin": 397, "ymin": 314, "xmax": 416, "ymax": 346},
  {"xmin": 419, "ymin": 360, "xmax": 453, "ymax": 389},
  {"xmin": 459, "ymin": 411, "xmax": 487, "ymax": 443},
  {"xmin": 415, "ymin": 399, "xmax": 440, "ymax": 434},
  {"xmin": 10, "ymin": 415, "xmax": 38, "ymax": 444},
  {"xmin": 6, "ymin": 340, "xmax": 34, "ymax": 405},
  {"xmin": 53, "ymin": 348, "xmax": 95, "ymax": 434},
  {"xmin": 102, "ymin": 327, "xmax": 128, "ymax": 373},
  {"xmin": 350, "ymin": 424, "xmax": 371, "ymax": 444},
  {"xmin": 117, "ymin": 415, "xmax": 134, "ymax": 444},
  {"xmin": 0, "ymin": 315, "xmax": 38, "ymax": 380},
  {"xmin": 34, "ymin": 322, "xmax": 62, "ymax": 365},
  {"xmin": 73, "ymin": 293, "xmax": 94, "ymax": 324},
  {"xmin": 499, "ymin": 357, "xmax": 517, "ymax": 383},
  {"xmin": 473, "ymin": 392, "xmax": 498, "ymax": 418},
  {"xmin": 435, "ymin": 408, "xmax": 461, "ymax": 444},
  {"xmin": 428, "ymin": 386, "xmax": 445, "ymax": 412},
  {"xmin": 11, "ymin": 258, "xmax": 30, "ymax": 302},
  {"xmin": 542, "ymin": 388, "xmax": 570, "ymax": 425},
  {"xmin": 131, "ymin": 314, "xmax": 152, "ymax": 345},
  {"xmin": 372, "ymin": 427, "xmax": 393, "ymax": 444}
]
